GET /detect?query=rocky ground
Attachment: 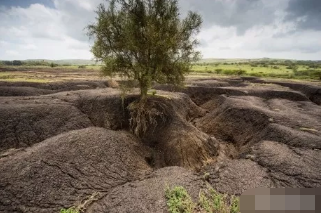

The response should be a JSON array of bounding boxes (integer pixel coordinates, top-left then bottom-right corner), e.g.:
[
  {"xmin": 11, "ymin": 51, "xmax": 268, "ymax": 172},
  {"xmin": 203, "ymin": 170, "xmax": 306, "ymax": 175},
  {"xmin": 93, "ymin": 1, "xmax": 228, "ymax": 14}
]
[{"xmin": 0, "ymin": 77, "xmax": 320, "ymax": 212}]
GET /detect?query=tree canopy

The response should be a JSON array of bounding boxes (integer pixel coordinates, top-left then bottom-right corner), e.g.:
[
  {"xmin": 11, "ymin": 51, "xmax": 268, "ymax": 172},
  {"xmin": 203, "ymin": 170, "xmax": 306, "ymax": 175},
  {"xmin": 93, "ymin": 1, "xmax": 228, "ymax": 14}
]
[{"xmin": 87, "ymin": 0, "xmax": 202, "ymax": 99}]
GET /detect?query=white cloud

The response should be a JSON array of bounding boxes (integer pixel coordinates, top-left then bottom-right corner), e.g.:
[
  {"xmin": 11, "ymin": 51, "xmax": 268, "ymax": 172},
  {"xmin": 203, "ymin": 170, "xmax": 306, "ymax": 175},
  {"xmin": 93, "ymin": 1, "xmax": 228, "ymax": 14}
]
[
  {"xmin": 0, "ymin": 1, "xmax": 98, "ymax": 60},
  {"xmin": 0, "ymin": 0, "xmax": 320, "ymax": 60}
]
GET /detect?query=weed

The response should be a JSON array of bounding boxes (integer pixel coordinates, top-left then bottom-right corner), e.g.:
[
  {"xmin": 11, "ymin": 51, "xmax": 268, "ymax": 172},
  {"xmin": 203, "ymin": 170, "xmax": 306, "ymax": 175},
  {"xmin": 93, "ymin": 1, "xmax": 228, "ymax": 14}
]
[
  {"xmin": 60, "ymin": 207, "xmax": 79, "ymax": 213},
  {"xmin": 165, "ymin": 186, "xmax": 195, "ymax": 213},
  {"xmin": 229, "ymin": 195, "xmax": 240, "ymax": 213},
  {"xmin": 0, "ymin": 75, "xmax": 11, "ymax": 79},
  {"xmin": 165, "ymin": 185, "xmax": 240, "ymax": 213}
]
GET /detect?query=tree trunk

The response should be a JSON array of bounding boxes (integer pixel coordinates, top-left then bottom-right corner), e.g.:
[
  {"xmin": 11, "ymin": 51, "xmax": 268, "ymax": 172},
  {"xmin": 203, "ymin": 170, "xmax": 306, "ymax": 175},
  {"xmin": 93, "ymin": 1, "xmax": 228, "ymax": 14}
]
[{"xmin": 139, "ymin": 79, "xmax": 148, "ymax": 101}]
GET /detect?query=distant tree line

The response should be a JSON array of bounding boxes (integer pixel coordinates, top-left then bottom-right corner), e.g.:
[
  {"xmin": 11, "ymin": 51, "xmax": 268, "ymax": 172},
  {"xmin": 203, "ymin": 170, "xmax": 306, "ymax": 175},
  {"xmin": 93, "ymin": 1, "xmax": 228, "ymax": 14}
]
[
  {"xmin": 195, "ymin": 59, "xmax": 321, "ymax": 69},
  {"xmin": 0, "ymin": 60, "xmax": 92, "ymax": 68},
  {"xmin": 0, "ymin": 60, "xmax": 52, "ymax": 66}
]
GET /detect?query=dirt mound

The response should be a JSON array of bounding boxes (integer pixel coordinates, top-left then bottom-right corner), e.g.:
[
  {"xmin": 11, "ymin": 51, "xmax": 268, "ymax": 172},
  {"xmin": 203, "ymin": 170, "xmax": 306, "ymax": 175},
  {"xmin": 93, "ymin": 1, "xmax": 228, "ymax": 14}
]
[
  {"xmin": 0, "ymin": 80, "xmax": 108, "ymax": 96},
  {"xmin": 72, "ymin": 90, "xmax": 135, "ymax": 130},
  {"xmin": 195, "ymin": 95, "xmax": 271, "ymax": 146},
  {"xmin": 206, "ymin": 140, "xmax": 321, "ymax": 194},
  {"xmin": 51, "ymin": 89, "xmax": 218, "ymax": 169},
  {"xmin": 253, "ymin": 124, "xmax": 321, "ymax": 149},
  {"xmin": 0, "ymin": 86, "xmax": 52, "ymax": 96},
  {"xmin": 87, "ymin": 167, "xmax": 205, "ymax": 213},
  {"xmin": 0, "ymin": 127, "xmax": 152, "ymax": 213},
  {"xmin": 194, "ymin": 83, "xmax": 321, "ymax": 194},
  {"xmin": 1, "ymin": 76, "xmax": 320, "ymax": 212},
  {"xmin": 196, "ymin": 95, "xmax": 321, "ymax": 147},
  {"xmin": 205, "ymin": 159, "xmax": 273, "ymax": 195},
  {"xmin": 0, "ymin": 88, "xmax": 136, "ymax": 152},
  {"xmin": 0, "ymin": 97, "xmax": 93, "ymax": 152},
  {"xmin": 0, "ymin": 88, "xmax": 219, "ymax": 169},
  {"xmin": 46, "ymin": 88, "xmax": 138, "ymax": 130},
  {"xmin": 252, "ymin": 141, "xmax": 321, "ymax": 188},
  {"xmin": 249, "ymin": 80, "xmax": 321, "ymax": 105},
  {"xmin": 132, "ymin": 92, "xmax": 219, "ymax": 169},
  {"xmin": 186, "ymin": 85, "xmax": 308, "ymax": 106}
]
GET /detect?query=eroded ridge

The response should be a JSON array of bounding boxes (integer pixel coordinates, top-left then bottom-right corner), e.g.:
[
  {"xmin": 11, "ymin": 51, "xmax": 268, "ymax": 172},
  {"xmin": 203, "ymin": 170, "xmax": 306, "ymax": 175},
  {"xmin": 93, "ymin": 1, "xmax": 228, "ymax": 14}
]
[{"xmin": 0, "ymin": 77, "xmax": 320, "ymax": 212}]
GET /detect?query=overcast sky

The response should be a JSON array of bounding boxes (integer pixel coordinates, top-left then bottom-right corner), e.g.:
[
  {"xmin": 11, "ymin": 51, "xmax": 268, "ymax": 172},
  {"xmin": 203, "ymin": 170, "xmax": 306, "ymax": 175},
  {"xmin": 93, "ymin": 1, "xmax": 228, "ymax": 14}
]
[{"xmin": 0, "ymin": 0, "xmax": 320, "ymax": 60}]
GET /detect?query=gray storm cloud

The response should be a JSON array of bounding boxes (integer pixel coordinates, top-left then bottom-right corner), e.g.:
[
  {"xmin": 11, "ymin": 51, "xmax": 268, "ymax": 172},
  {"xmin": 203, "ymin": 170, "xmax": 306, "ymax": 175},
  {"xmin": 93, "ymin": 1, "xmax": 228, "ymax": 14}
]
[
  {"xmin": 178, "ymin": 0, "xmax": 286, "ymax": 35},
  {"xmin": 285, "ymin": 0, "xmax": 321, "ymax": 30}
]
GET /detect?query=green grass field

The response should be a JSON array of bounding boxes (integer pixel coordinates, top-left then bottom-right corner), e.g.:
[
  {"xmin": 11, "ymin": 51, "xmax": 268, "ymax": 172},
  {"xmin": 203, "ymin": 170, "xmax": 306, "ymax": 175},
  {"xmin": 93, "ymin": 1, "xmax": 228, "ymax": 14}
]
[
  {"xmin": 191, "ymin": 59, "xmax": 321, "ymax": 80},
  {"xmin": 1, "ymin": 58, "xmax": 320, "ymax": 82}
]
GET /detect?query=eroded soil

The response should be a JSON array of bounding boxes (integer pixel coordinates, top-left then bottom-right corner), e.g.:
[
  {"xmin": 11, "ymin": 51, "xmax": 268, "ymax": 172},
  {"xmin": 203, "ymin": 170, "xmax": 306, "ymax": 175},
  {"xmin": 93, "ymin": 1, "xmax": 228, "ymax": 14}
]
[{"xmin": 0, "ymin": 76, "xmax": 320, "ymax": 212}]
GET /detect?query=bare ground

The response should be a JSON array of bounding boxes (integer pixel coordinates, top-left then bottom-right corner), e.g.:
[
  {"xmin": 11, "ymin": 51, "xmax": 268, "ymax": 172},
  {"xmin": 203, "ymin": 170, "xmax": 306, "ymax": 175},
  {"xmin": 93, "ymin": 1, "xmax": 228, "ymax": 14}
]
[{"xmin": 0, "ymin": 73, "xmax": 320, "ymax": 212}]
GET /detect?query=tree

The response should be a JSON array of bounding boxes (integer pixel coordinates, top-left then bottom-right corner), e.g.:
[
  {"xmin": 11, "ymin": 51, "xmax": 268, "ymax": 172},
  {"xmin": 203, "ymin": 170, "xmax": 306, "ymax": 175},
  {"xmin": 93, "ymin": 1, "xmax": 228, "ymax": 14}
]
[
  {"xmin": 12, "ymin": 60, "xmax": 23, "ymax": 66},
  {"xmin": 87, "ymin": 0, "xmax": 202, "ymax": 100}
]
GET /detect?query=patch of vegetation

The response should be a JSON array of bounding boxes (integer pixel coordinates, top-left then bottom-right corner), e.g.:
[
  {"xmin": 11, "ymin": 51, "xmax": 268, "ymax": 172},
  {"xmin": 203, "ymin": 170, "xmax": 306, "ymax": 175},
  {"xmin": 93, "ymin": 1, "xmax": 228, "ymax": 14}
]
[
  {"xmin": 0, "ymin": 75, "xmax": 12, "ymax": 79},
  {"xmin": 50, "ymin": 62, "xmax": 59, "ymax": 68},
  {"xmin": 59, "ymin": 192, "xmax": 100, "ymax": 213},
  {"xmin": 60, "ymin": 207, "xmax": 79, "ymax": 213},
  {"xmin": 199, "ymin": 188, "xmax": 239, "ymax": 213},
  {"xmin": 165, "ymin": 186, "xmax": 195, "ymax": 213},
  {"xmin": 191, "ymin": 59, "xmax": 321, "ymax": 80},
  {"xmin": 165, "ymin": 186, "xmax": 240, "ymax": 213},
  {"xmin": 222, "ymin": 69, "xmax": 246, "ymax": 76}
]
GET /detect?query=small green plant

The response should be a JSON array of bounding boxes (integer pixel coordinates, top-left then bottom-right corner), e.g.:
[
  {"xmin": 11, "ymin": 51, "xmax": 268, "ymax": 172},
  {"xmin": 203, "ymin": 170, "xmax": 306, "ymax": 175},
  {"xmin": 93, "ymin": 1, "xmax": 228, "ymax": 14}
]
[
  {"xmin": 165, "ymin": 186, "xmax": 195, "ymax": 213},
  {"xmin": 229, "ymin": 195, "xmax": 240, "ymax": 213},
  {"xmin": 199, "ymin": 188, "xmax": 240, "ymax": 213},
  {"xmin": 50, "ymin": 62, "xmax": 59, "ymax": 68},
  {"xmin": 165, "ymin": 185, "xmax": 240, "ymax": 213},
  {"xmin": 215, "ymin": 68, "xmax": 223, "ymax": 74},
  {"xmin": 60, "ymin": 207, "xmax": 79, "ymax": 213}
]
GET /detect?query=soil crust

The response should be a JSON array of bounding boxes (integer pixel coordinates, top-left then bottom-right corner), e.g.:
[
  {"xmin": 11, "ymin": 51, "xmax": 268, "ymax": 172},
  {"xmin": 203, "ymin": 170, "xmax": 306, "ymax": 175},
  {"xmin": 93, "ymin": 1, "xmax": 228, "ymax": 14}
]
[{"xmin": 0, "ymin": 77, "xmax": 320, "ymax": 212}]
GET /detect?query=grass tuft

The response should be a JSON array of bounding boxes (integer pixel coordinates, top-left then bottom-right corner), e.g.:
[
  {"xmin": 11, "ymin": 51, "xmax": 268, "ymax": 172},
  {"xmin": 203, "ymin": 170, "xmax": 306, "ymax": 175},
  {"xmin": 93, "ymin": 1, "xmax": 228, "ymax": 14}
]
[
  {"xmin": 165, "ymin": 186, "xmax": 195, "ymax": 213},
  {"xmin": 165, "ymin": 185, "xmax": 240, "ymax": 213},
  {"xmin": 60, "ymin": 207, "xmax": 79, "ymax": 213}
]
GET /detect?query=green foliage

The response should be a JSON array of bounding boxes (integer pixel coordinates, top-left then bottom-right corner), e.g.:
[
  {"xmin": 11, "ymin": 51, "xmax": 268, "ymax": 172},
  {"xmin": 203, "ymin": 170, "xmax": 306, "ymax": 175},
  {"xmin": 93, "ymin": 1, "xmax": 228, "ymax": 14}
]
[
  {"xmin": 165, "ymin": 186, "xmax": 195, "ymax": 213},
  {"xmin": 60, "ymin": 207, "xmax": 79, "ymax": 213},
  {"xmin": 165, "ymin": 186, "xmax": 240, "ymax": 213},
  {"xmin": 222, "ymin": 69, "xmax": 246, "ymax": 76},
  {"xmin": 87, "ymin": 0, "xmax": 202, "ymax": 99},
  {"xmin": 215, "ymin": 68, "xmax": 223, "ymax": 74},
  {"xmin": 78, "ymin": 65, "xmax": 87, "ymax": 69},
  {"xmin": 50, "ymin": 62, "xmax": 59, "ymax": 68},
  {"xmin": 12, "ymin": 60, "xmax": 23, "ymax": 66},
  {"xmin": 199, "ymin": 188, "xmax": 239, "ymax": 213},
  {"xmin": 311, "ymin": 70, "xmax": 321, "ymax": 80},
  {"xmin": 191, "ymin": 59, "xmax": 321, "ymax": 81}
]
